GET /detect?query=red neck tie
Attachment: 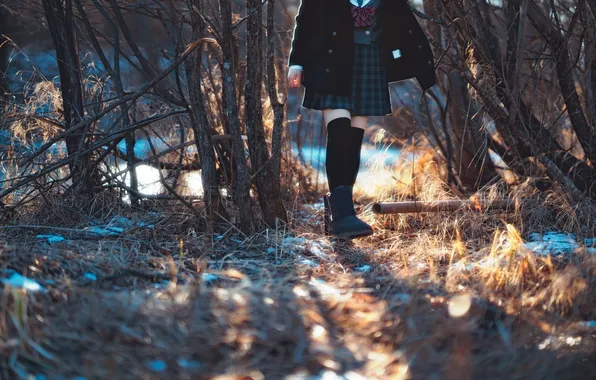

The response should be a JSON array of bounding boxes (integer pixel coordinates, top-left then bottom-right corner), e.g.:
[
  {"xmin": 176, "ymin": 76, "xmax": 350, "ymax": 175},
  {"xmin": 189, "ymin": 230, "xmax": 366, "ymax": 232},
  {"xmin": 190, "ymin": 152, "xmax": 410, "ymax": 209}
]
[{"xmin": 351, "ymin": 6, "xmax": 376, "ymax": 28}]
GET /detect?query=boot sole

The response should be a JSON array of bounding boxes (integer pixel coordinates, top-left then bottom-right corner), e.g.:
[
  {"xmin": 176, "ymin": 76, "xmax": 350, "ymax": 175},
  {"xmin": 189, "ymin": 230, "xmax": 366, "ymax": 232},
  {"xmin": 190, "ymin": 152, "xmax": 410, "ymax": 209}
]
[{"xmin": 333, "ymin": 228, "xmax": 374, "ymax": 240}]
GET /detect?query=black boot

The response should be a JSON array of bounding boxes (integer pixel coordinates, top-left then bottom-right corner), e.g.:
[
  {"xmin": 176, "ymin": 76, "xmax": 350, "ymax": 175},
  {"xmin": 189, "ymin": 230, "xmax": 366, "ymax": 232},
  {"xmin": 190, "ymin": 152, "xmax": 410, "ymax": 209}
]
[
  {"xmin": 325, "ymin": 185, "xmax": 374, "ymax": 239},
  {"xmin": 323, "ymin": 118, "xmax": 373, "ymax": 239}
]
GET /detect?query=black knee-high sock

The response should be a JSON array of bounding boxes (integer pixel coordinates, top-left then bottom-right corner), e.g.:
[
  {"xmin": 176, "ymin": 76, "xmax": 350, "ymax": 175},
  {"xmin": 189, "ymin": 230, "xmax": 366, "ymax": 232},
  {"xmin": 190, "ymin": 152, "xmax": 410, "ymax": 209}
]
[
  {"xmin": 326, "ymin": 118, "xmax": 364, "ymax": 192},
  {"xmin": 347, "ymin": 126, "xmax": 364, "ymax": 185}
]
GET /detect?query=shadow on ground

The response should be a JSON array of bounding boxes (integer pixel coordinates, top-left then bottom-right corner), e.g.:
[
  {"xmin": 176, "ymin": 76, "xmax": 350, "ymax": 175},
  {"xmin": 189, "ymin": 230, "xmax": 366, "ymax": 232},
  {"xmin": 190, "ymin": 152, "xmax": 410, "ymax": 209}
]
[{"xmin": 0, "ymin": 207, "xmax": 595, "ymax": 379}]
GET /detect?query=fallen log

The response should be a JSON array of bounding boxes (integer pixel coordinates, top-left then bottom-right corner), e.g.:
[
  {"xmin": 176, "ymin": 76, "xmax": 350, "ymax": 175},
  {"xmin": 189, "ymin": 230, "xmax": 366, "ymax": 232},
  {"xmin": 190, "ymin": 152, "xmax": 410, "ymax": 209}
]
[{"xmin": 372, "ymin": 199, "xmax": 531, "ymax": 215}]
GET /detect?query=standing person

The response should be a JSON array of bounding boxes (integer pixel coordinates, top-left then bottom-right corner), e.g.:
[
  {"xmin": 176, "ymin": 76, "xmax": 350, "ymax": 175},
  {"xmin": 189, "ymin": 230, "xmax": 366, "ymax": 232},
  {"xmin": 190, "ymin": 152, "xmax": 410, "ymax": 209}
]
[{"xmin": 288, "ymin": 0, "xmax": 436, "ymax": 239}]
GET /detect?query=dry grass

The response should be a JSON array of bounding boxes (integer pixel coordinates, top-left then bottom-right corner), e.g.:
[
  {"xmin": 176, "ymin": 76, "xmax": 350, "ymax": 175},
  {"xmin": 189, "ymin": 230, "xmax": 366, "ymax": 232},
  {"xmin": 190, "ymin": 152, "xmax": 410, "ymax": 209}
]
[
  {"xmin": 0, "ymin": 129, "xmax": 593, "ymax": 379},
  {"xmin": 0, "ymin": 160, "xmax": 595, "ymax": 380}
]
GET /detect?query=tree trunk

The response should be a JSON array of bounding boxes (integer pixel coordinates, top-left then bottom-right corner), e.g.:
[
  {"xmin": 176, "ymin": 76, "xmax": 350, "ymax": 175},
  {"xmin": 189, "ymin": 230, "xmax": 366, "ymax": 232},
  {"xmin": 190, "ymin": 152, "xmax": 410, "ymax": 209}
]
[
  {"xmin": 186, "ymin": 0, "xmax": 227, "ymax": 224},
  {"xmin": 42, "ymin": 0, "xmax": 95, "ymax": 193},
  {"xmin": 587, "ymin": 0, "xmax": 596, "ymax": 129},
  {"xmin": 245, "ymin": 0, "xmax": 287, "ymax": 226},
  {"xmin": 267, "ymin": 0, "xmax": 288, "ymax": 223},
  {"xmin": 0, "ymin": 6, "xmax": 8, "ymax": 116},
  {"xmin": 446, "ymin": 68, "xmax": 495, "ymax": 187},
  {"xmin": 219, "ymin": 0, "xmax": 253, "ymax": 232},
  {"xmin": 521, "ymin": 0, "xmax": 596, "ymax": 161},
  {"xmin": 423, "ymin": 0, "xmax": 495, "ymax": 189}
]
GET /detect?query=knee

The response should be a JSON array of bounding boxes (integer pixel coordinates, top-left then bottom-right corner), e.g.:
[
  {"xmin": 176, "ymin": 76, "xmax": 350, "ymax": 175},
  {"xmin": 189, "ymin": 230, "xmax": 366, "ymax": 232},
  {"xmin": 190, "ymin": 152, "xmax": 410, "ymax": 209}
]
[
  {"xmin": 351, "ymin": 116, "xmax": 368, "ymax": 129},
  {"xmin": 323, "ymin": 109, "xmax": 351, "ymax": 125}
]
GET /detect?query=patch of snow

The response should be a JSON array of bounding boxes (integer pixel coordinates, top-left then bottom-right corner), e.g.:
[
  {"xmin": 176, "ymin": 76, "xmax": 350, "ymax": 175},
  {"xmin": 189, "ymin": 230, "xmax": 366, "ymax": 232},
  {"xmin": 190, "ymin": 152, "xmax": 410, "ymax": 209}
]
[
  {"xmin": 304, "ymin": 202, "xmax": 325, "ymax": 211},
  {"xmin": 84, "ymin": 226, "xmax": 124, "ymax": 236},
  {"xmin": 1, "ymin": 273, "xmax": 45, "ymax": 292},
  {"xmin": 146, "ymin": 360, "xmax": 167, "ymax": 372},
  {"xmin": 83, "ymin": 273, "xmax": 97, "ymax": 281},
  {"xmin": 354, "ymin": 265, "xmax": 372, "ymax": 273},
  {"xmin": 202, "ymin": 273, "xmax": 218, "ymax": 283},
  {"xmin": 176, "ymin": 358, "xmax": 201, "ymax": 370},
  {"xmin": 283, "ymin": 236, "xmax": 307, "ymax": 246},
  {"xmin": 538, "ymin": 336, "xmax": 554, "ymax": 350},
  {"xmin": 35, "ymin": 234, "xmax": 65, "ymax": 244},
  {"xmin": 450, "ymin": 262, "xmax": 471, "ymax": 272},
  {"xmin": 299, "ymin": 258, "xmax": 320, "ymax": 267},
  {"xmin": 308, "ymin": 241, "xmax": 329, "ymax": 259},
  {"xmin": 538, "ymin": 335, "xmax": 582, "ymax": 350},
  {"xmin": 525, "ymin": 232, "xmax": 579, "ymax": 256},
  {"xmin": 282, "ymin": 237, "xmax": 331, "ymax": 261},
  {"xmin": 580, "ymin": 321, "xmax": 596, "ymax": 328},
  {"xmin": 524, "ymin": 232, "xmax": 596, "ymax": 256}
]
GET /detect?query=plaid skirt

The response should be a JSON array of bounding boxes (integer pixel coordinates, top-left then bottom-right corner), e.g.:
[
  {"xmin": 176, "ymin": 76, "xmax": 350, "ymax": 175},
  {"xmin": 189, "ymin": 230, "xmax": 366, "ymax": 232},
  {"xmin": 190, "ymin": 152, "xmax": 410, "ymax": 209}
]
[{"xmin": 302, "ymin": 42, "xmax": 392, "ymax": 116}]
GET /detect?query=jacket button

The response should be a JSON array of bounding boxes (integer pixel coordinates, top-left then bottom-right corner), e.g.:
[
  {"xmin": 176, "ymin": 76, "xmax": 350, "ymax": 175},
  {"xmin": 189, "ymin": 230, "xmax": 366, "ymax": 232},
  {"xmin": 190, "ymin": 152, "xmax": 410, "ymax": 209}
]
[
  {"xmin": 408, "ymin": 29, "xmax": 413, "ymax": 34},
  {"xmin": 328, "ymin": 49, "xmax": 333, "ymax": 54},
  {"xmin": 418, "ymin": 45, "xmax": 423, "ymax": 49},
  {"xmin": 365, "ymin": 30, "xmax": 371, "ymax": 36},
  {"xmin": 427, "ymin": 61, "xmax": 432, "ymax": 65},
  {"xmin": 325, "ymin": 68, "xmax": 331, "ymax": 73},
  {"xmin": 332, "ymin": 32, "xmax": 337, "ymax": 37}
]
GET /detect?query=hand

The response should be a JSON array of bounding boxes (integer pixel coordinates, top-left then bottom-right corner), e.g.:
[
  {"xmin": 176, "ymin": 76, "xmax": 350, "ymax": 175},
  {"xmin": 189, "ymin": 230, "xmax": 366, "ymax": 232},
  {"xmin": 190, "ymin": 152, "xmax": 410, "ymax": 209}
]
[{"xmin": 288, "ymin": 65, "xmax": 303, "ymax": 88}]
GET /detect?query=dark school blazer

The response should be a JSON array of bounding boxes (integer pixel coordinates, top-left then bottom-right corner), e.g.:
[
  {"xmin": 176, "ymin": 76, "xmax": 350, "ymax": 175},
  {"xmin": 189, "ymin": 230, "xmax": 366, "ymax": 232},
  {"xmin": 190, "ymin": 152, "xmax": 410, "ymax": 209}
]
[{"xmin": 289, "ymin": 0, "xmax": 436, "ymax": 96}]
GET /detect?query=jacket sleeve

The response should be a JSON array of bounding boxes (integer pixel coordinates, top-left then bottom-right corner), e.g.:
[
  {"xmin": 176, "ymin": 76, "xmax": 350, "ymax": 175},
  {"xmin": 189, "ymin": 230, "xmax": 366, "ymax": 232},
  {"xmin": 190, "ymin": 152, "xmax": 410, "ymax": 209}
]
[{"xmin": 288, "ymin": 0, "xmax": 313, "ymax": 67}]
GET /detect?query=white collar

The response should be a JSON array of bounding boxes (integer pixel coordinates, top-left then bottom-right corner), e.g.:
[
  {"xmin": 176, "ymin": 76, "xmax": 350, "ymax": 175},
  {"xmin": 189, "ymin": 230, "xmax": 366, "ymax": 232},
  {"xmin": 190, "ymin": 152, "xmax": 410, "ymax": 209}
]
[{"xmin": 350, "ymin": 0, "xmax": 372, "ymax": 7}]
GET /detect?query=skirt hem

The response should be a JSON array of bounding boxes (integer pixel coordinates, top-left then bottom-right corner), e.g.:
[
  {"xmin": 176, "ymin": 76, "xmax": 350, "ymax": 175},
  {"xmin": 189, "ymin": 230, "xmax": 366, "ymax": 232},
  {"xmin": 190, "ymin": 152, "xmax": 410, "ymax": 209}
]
[{"xmin": 301, "ymin": 42, "xmax": 392, "ymax": 117}]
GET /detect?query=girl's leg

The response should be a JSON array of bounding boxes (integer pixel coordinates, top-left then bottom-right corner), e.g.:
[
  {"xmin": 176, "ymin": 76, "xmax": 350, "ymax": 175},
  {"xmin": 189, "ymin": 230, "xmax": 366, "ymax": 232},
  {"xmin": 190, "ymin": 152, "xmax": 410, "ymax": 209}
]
[
  {"xmin": 323, "ymin": 109, "xmax": 353, "ymax": 192},
  {"xmin": 322, "ymin": 109, "xmax": 373, "ymax": 238},
  {"xmin": 323, "ymin": 109, "xmax": 351, "ymax": 124},
  {"xmin": 322, "ymin": 110, "xmax": 370, "ymax": 190},
  {"xmin": 351, "ymin": 116, "xmax": 368, "ymax": 130},
  {"xmin": 349, "ymin": 116, "xmax": 368, "ymax": 185}
]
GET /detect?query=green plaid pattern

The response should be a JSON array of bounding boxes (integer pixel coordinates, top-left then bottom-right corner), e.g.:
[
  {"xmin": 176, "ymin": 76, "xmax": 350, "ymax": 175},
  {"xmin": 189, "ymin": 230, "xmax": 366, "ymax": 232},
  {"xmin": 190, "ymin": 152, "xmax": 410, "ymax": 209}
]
[{"xmin": 302, "ymin": 43, "xmax": 391, "ymax": 116}]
